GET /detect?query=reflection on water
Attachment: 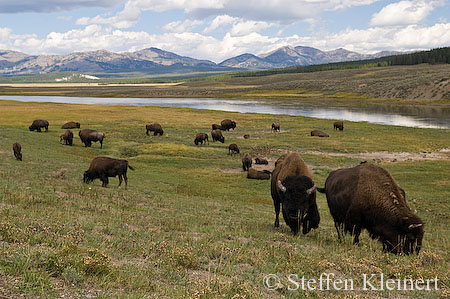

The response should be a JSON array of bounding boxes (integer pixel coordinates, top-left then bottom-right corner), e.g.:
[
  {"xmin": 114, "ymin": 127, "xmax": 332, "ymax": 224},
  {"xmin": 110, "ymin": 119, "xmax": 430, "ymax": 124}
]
[{"xmin": 1, "ymin": 95, "xmax": 449, "ymax": 129}]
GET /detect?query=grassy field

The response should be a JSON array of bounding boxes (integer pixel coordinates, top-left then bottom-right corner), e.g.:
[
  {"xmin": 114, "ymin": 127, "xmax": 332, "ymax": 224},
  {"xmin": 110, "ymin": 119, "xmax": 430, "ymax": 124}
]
[{"xmin": 0, "ymin": 99, "xmax": 449, "ymax": 298}]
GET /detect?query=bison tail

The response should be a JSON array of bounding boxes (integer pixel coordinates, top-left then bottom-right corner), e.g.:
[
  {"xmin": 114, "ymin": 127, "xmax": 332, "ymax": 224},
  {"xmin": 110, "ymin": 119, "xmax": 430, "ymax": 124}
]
[
  {"xmin": 128, "ymin": 165, "xmax": 135, "ymax": 171},
  {"xmin": 317, "ymin": 187, "xmax": 326, "ymax": 194}
]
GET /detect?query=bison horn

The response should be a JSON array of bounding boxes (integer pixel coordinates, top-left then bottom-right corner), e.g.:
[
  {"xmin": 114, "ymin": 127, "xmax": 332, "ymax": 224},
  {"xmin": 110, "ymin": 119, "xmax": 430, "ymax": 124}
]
[
  {"xmin": 306, "ymin": 184, "xmax": 316, "ymax": 195},
  {"xmin": 277, "ymin": 180, "xmax": 286, "ymax": 193},
  {"xmin": 408, "ymin": 223, "xmax": 423, "ymax": 230}
]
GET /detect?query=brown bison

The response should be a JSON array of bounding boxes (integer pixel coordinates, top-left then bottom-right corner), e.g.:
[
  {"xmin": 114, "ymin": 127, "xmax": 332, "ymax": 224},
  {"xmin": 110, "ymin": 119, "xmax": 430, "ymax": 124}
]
[
  {"xmin": 84, "ymin": 156, "xmax": 134, "ymax": 189},
  {"xmin": 333, "ymin": 121, "xmax": 344, "ymax": 131},
  {"xmin": 221, "ymin": 119, "xmax": 236, "ymax": 131},
  {"xmin": 60, "ymin": 129, "xmax": 73, "ymax": 146},
  {"xmin": 311, "ymin": 130, "xmax": 329, "ymax": 137},
  {"xmin": 271, "ymin": 153, "xmax": 320, "ymax": 235},
  {"xmin": 212, "ymin": 124, "xmax": 222, "ymax": 130},
  {"xmin": 317, "ymin": 163, "xmax": 424, "ymax": 254},
  {"xmin": 61, "ymin": 122, "xmax": 80, "ymax": 129},
  {"xmin": 243, "ymin": 134, "xmax": 250, "ymax": 139},
  {"xmin": 79, "ymin": 129, "xmax": 105, "ymax": 148},
  {"xmin": 272, "ymin": 122, "xmax": 280, "ymax": 132},
  {"xmin": 247, "ymin": 168, "xmax": 271, "ymax": 180},
  {"xmin": 146, "ymin": 123, "xmax": 164, "ymax": 136},
  {"xmin": 211, "ymin": 129, "xmax": 225, "ymax": 143},
  {"xmin": 194, "ymin": 133, "xmax": 209, "ymax": 145},
  {"xmin": 29, "ymin": 120, "xmax": 49, "ymax": 132},
  {"xmin": 242, "ymin": 153, "xmax": 252, "ymax": 171},
  {"xmin": 13, "ymin": 143, "xmax": 22, "ymax": 161},
  {"xmin": 228, "ymin": 143, "xmax": 240, "ymax": 155},
  {"xmin": 255, "ymin": 157, "xmax": 268, "ymax": 165}
]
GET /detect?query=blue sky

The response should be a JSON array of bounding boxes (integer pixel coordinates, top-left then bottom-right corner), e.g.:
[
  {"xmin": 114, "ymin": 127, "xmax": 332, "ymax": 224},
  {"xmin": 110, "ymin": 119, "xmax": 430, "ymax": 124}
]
[{"xmin": 0, "ymin": 0, "xmax": 449, "ymax": 62}]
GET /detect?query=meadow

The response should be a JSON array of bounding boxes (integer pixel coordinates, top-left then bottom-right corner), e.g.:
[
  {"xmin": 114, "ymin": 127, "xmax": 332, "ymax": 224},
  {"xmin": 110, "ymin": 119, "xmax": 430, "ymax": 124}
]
[{"xmin": 0, "ymin": 99, "xmax": 449, "ymax": 298}]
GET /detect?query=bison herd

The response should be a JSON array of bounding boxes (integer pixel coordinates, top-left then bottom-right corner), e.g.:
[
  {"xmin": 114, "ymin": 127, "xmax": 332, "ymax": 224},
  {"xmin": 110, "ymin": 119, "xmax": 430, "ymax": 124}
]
[{"xmin": 14, "ymin": 117, "xmax": 425, "ymax": 255}]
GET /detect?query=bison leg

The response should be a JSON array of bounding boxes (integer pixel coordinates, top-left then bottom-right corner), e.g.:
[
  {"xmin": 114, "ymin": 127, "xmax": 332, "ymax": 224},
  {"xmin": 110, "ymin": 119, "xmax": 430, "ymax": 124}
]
[
  {"xmin": 335, "ymin": 222, "xmax": 343, "ymax": 241},
  {"xmin": 274, "ymin": 199, "xmax": 281, "ymax": 227},
  {"xmin": 101, "ymin": 175, "xmax": 109, "ymax": 187},
  {"xmin": 100, "ymin": 141, "xmax": 103, "ymax": 149},
  {"xmin": 118, "ymin": 175, "xmax": 123, "ymax": 187},
  {"xmin": 123, "ymin": 173, "xmax": 128, "ymax": 189},
  {"xmin": 146, "ymin": 129, "xmax": 149, "ymax": 136},
  {"xmin": 45, "ymin": 126, "xmax": 48, "ymax": 132},
  {"xmin": 37, "ymin": 127, "xmax": 41, "ymax": 132}
]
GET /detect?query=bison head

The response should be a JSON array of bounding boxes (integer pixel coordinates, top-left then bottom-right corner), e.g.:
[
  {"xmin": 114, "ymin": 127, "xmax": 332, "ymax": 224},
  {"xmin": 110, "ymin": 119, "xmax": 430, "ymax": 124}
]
[
  {"xmin": 231, "ymin": 121, "xmax": 236, "ymax": 129},
  {"xmin": 75, "ymin": 122, "xmax": 81, "ymax": 128},
  {"xmin": 277, "ymin": 175, "xmax": 319, "ymax": 235},
  {"xmin": 83, "ymin": 171, "xmax": 94, "ymax": 184},
  {"xmin": 29, "ymin": 125, "xmax": 34, "ymax": 131},
  {"xmin": 382, "ymin": 218, "xmax": 424, "ymax": 255}
]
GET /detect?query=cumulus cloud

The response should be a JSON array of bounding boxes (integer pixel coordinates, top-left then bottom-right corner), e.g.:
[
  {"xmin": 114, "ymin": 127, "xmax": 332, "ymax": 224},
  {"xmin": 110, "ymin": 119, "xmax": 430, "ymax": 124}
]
[
  {"xmin": 370, "ymin": 1, "xmax": 444, "ymax": 27},
  {"xmin": 162, "ymin": 19, "xmax": 204, "ymax": 33},
  {"xmin": 0, "ymin": 0, "xmax": 124, "ymax": 13}
]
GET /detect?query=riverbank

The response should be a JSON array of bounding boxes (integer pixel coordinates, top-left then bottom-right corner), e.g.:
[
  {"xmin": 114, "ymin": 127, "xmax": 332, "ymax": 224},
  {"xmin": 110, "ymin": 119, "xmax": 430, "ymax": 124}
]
[{"xmin": 0, "ymin": 101, "xmax": 449, "ymax": 297}]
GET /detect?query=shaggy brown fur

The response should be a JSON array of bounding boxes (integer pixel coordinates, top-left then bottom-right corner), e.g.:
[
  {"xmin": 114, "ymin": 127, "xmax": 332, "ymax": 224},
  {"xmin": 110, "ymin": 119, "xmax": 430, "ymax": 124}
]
[
  {"xmin": 255, "ymin": 157, "xmax": 268, "ymax": 165},
  {"xmin": 311, "ymin": 130, "xmax": 329, "ymax": 137},
  {"xmin": 60, "ymin": 129, "xmax": 74, "ymax": 146},
  {"xmin": 83, "ymin": 156, "xmax": 134, "ymax": 189},
  {"xmin": 242, "ymin": 153, "xmax": 252, "ymax": 171},
  {"xmin": 221, "ymin": 119, "xmax": 236, "ymax": 131},
  {"xmin": 79, "ymin": 129, "xmax": 105, "ymax": 148},
  {"xmin": 272, "ymin": 122, "xmax": 280, "ymax": 132},
  {"xmin": 211, "ymin": 129, "xmax": 225, "ymax": 143},
  {"xmin": 13, "ymin": 143, "xmax": 22, "ymax": 161},
  {"xmin": 318, "ymin": 163, "xmax": 424, "ymax": 254},
  {"xmin": 61, "ymin": 121, "xmax": 80, "ymax": 129},
  {"xmin": 146, "ymin": 123, "xmax": 164, "ymax": 136},
  {"xmin": 228, "ymin": 143, "xmax": 240, "ymax": 155},
  {"xmin": 29, "ymin": 120, "xmax": 49, "ymax": 132},
  {"xmin": 333, "ymin": 121, "xmax": 344, "ymax": 131},
  {"xmin": 212, "ymin": 124, "xmax": 222, "ymax": 130},
  {"xmin": 194, "ymin": 133, "xmax": 209, "ymax": 145},
  {"xmin": 247, "ymin": 168, "xmax": 270, "ymax": 180}
]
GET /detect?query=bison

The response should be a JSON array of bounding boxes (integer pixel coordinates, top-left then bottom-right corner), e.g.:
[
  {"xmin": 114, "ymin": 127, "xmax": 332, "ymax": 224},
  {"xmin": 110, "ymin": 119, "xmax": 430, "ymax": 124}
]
[
  {"xmin": 83, "ymin": 156, "xmax": 134, "ymax": 189},
  {"xmin": 247, "ymin": 168, "xmax": 271, "ymax": 180},
  {"xmin": 333, "ymin": 121, "xmax": 344, "ymax": 131},
  {"xmin": 212, "ymin": 124, "xmax": 222, "ymax": 130},
  {"xmin": 194, "ymin": 133, "xmax": 209, "ymax": 145},
  {"xmin": 243, "ymin": 134, "xmax": 250, "ymax": 139},
  {"xmin": 317, "ymin": 163, "xmax": 424, "ymax": 254},
  {"xmin": 29, "ymin": 120, "xmax": 49, "ymax": 132},
  {"xmin": 272, "ymin": 122, "xmax": 280, "ymax": 132},
  {"xmin": 79, "ymin": 129, "xmax": 105, "ymax": 148},
  {"xmin": 211, "ymin": 129, "xmax": 225, "ymax": 143},
  {"xmin": 228, "ymin": 143, "xmax": 240, "ymax": 155},
  {"xmin": 146, "ymin": 123, "xmax": 164, "ymax": 136},
  {"xmin": 13, "ymin": 143, "xmax": 22, "ymax": 161},
  {"xmin": 60, "ymin": 129, "xmax": 73, "ymax": 146},
  {"xmin": 61, "ymin": 122, "xmax": 80, "ymax": 129},
  {"xmin": 311, "ymin": 130, "xmax": 329, "ymax": 137},
  {"xmin": 242, "ymin": 153, "xmax": 252, "ymax": 171},
  {"xmin": 255, "ymin": 157, "xmax": 268, "ymax": 165},
  {"xmin": 271, "ymin": 152, "xmax": 320, "ymax": 235},
  {"xmin": 221, "ymin": 119, "xmax": 236, "ymax": 131}
]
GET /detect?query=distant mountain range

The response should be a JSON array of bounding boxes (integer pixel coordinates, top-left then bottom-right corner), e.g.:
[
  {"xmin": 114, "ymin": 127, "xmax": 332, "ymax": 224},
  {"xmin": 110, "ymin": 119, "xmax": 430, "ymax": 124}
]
[{"xmin": 0, "ymin": 46, "xmax": 404, "ymax": 76}]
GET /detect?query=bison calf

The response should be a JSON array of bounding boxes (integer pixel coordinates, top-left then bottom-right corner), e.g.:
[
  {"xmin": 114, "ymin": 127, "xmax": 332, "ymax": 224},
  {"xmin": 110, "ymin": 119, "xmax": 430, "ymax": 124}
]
[
  {"xmin": 84, "ymin": 156, "xmax": 134, "ymax": 189},
  {"xmin": 79, "ymin": 129, "xmax": 105, "ymax": 148},
  {"xmin": 60, "ymin": 129, "xmax": 74, "ymax": 145},
  {"xmin": 194, "ymin": 133, "xmax": 209, "ymax": 145},
  {"xmin": 228, "ymin": 143, "xmax": 240, "ymax": 155},
  {"xmin": 242, "ymin": 153, "xmax": 252, "ymax": 171},
  {"xmin": 311, "ymin": 130, "xmax": 329, "ymax": 137},
  {"xmin": 13, "ymin": 143, "xmax": 22, "ymax": 161},
  {"xmin": 29, "ymin": 120, "xmax": 49, "ymax": 132},
  {"xmin": 61, "ymin": 122, "xmax": 80, "ymax": 129},
  {"xmin": 318, "ymin": 163, "xmax": 424, "ymax": 254},
  {"xmin": 146, "ymin": 123, "xmax": 164, "ymax": 136}
]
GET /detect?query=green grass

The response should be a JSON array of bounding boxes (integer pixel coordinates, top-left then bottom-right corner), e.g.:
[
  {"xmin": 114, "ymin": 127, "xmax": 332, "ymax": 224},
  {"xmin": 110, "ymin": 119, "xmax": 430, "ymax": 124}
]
[{"xmin": 0, "ymin": 100, "xmax": 449, "ymax": 297}]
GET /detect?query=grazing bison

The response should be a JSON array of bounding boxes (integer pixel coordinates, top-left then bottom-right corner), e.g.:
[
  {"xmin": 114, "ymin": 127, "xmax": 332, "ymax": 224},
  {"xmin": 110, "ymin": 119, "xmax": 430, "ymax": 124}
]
[
  {"xmin": 333, "ymin": 121, "xmax": 344, "ymax": 131},
  {"xmin": 247, "ymin": 168, "xmax": 271, "ymax": 180},
  {"xmin": 60, "ymin": 129, "xmax": 74, "ymax": 146},
  {"xmin": 13, "ymin": 143, "xmax": 22, "ymax": 161},
  {"xmin": 61, "ymin": 122, "xmax": 80, "ymax": 129},
  {"xmin": 29, "ymin": 120, "xmax": 49, "ymax": 132},
  {"xmin": 272, "ymin": 122, "xmax": 280, "ymax": 132},
  {"xmin": 211, "ymin": 129, "xmax": 225, "ymax": 143},
  {"xmin": 255, "ymin": 157, "xmax": 268, "ymax": 165},
  {"xmin": 221, "ymin": 119, "xmax": 236, "ymax": 131},
  {"xmin": 271, "ymin": 152, "xmax": 320, "ymax": 235},
  {"xmin": 311, "ymin": 130, "xmax": 329, "ymax": 137},
  {"xmin": 194, "ymin": 133, "xmax": 209, "ymax": 145},
  {"xmin": 79, "ymin": 129, "xmax": 105, "ymax": 148},
  {"xmin": 242, "ymin": 153, "xmax": 252, "ymax": 171},
  {"xmin": 317, "ymin": 163, "xmax": 424, "ymax": 254},
  {"xmin": 83, "ymin": 156, "xmax": 134, "ymax": 189},
  {"xmin": 212, "ymin": 124, "xmax": 222, "ymax": 130},
  {"xmin": 228, "ymin": 143, "xmax": 240, "ymax": 155},
  {"xmin": 146, "ymin": 123, "xmax": 164, "ymax": 136}
]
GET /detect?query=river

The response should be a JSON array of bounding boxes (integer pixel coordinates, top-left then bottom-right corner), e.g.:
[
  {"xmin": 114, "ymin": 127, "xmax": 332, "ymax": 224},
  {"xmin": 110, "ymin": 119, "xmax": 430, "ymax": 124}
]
[{"xmin": 1, "ymin": 95, "xmax": 449, "ymax": 129}]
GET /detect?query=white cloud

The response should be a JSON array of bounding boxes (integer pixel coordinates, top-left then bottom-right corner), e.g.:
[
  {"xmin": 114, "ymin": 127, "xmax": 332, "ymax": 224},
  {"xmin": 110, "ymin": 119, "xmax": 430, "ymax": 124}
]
[
  {"xmin": 370, "ymin": 1, "xmax": 444, "ymax": 27},
  {"xmin": 230, "ymin": 20, "xmax": 276, "ymax": 36},
  {"xmin": 162, "ymin": 19, "xmax": 204, "ymax": 33},
  {"xmin": 0, "ymin": 0, "xmax": 125, "ymax": 13},
  {"xmin": 203, "ymin": 15, "xmax": 238, "ymax": 34}
]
